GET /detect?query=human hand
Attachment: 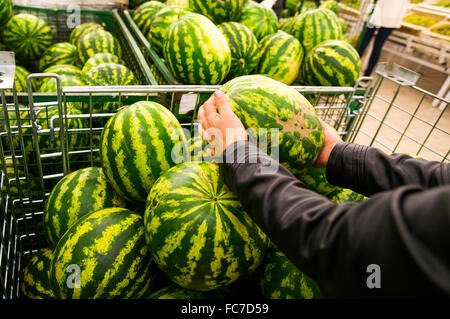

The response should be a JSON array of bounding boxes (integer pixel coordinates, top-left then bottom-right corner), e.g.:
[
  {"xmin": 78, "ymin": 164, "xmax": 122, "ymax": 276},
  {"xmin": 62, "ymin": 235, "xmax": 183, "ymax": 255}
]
[
  {"xmin": 260, "ymin": 0, "xmax": 276, "ymax": 9},
  {"xmin": 314, "ymin": 120, "xmax": 342, "ymax": 168},
  {"xmin": 197, "ymin": 90, "xmax": 247, "ymax": 156}
]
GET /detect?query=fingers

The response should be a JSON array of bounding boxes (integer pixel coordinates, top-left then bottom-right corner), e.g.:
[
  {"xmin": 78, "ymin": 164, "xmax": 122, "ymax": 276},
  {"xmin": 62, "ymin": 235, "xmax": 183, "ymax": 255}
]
[{"xmin": 213, "ymin": 90, "xmax": 233, "ymax": 117}]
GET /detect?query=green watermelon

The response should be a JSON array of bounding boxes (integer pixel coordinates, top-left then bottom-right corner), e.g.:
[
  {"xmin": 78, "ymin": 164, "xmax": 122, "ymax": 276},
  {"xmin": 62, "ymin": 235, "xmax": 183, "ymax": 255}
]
[
  {"xmin": 288, "ymin": 8, "xmax": 342, "ymax": 54},
  {"xmin": 43, "ymin": 167, "xmax": 127, "ymax": 248},
  {"xmin": 278, "ymin": 17, "xmax": 296, "ymax": 32},
  {"xmin": 21, "ymin": 249, "xmax": 55, "ymax": 299},
  {"xmin": 164, "ymin": 13, "xmax": 231, "ymax": 85},
  {"xmin": 81, "ymin": 53, "xmax": 123, "ymax": 79},
  {"xmin": 291, "ymin": 166, "xmax": 339, "ymax": 196},
  {"xmin": 217, "ymin": 22, "xmax": 260, "ymax": 80},
  {"xmin": 220, "ymin": 75, "xmax": 324, "ymax": 170},
  {"xmin": 319, "ymin": 0, "xmax": 340, "ymax": 15},
  {"xmin": 256, "ymin": 31, "xmax": 304, "ymax": 85},
  {"xmin": 76, "ymin": 29, "xmax": 122, "ymax": 65},
  {"xmin": 13, "ymin": 65, "xmax": 31, "ymax": 92},
  {"xmin": 38, "ymin": 75, "xmax": 84, "ymax": 93},
  {"xmin": 39, "ymin": 42, "xmax": 78, "ymax": 71},
  {"xmin": 328, "ymin": 188, "xmax": 367, "ymax": 203},
  {"xmin": 260, "ymin": 244, "xmax": 321, "ymax": 299},
  {"xmin": 148, "ymin": 284, "xmax": 227, "ymax": 299},
  {"xmin": 0, "ymin": 0, "xmax": 13, "ymax": 26},
  {"xmin": 133, "ymin": 1, "xmax": 166, "ymax": 38},
  {"xmin": 295, "ymin": 0, "xmax": 317, "ymax": 15},
  {"xmin": 149, "ymin": 6, "xmax": 193, "ymax": 56},
  {"xmin": 2, "ymin": 14, "xmax": 53, "ymax": 61},
  {"xmin": 100, "ymin": 101, "xmax": 187, "ymax": 203},
  {"xmin": 302, "ymin": 39, "xmax": 361, "ymax": 87},
  {"xmin": 50, "ymin": 207, "xmax": 155, "ymax": 299},
  {"xmin": 338, "ymin": 17, "xmax": 348, "ymax": 34},
  {"xmin": 83, "ymin": 63, "xmax": 137, "ymax": 86},
  {"xmin": 189, "ymin": 0, "xmax": 248, "ymax": 24},
  {"xmin": 144, "ymin": 161, "xmax": 269, "ymax": 291},
  {"xmin": 69, "ymin": 22, "xmax": 104, "ymax": 46},
  {"xmin": 43, "ymin": 64, "xmax": 83, "ymax": 78},
  {"xmin": 239, "ymin": 2, "xmax": 278, "ymax": 41}
]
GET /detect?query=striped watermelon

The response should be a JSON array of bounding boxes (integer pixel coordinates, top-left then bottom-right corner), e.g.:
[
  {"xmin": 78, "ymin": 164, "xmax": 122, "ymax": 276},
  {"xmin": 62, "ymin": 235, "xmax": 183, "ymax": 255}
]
[
  {"xmin": 148, "ymin": 284, "xmax": 227, "ymax": 299},
  {"xmin": 149, "ymin": 6, "xmax": 193, "ymax": 56},
  {"xmin": 43, "ymin": 167, "xmax": 127, "ymax": 248},
  {"xmin": 21, "ymin": 249, "xmax": 55, "ymax": 299},
  {"xmin": 291, "ymin": 166, "xmax": 339, "ymax": 196},
  {"xmin": 39, "ymin": 75, "xmax": 84, "ymax": 93},
  {"xmin": 278, "ymin": 17, "xmax": 295, "ymax": 32},
  {"xmin": 328, "ymin": 188, "xmax": 367, "ymax": 203},
  {"xmin": 163, "ymin": 13, "xmax": 231, "ymax": 85},
  {"xmin": 133, "ymin": 1, "xmax": 166, "ymax": 38},
  {"xmin": 166, "ymin": 0, "xmax": 189, "ymax": 6},
  {"xmin": 189, "ymin": 0, "xmax": 248, "ymax": 24},
  {"xmin": 319, "ymin": 0, "xmax": 340, "ymax": 15},
  {"xmin": 288, "ymin": 8, "xmax": 342, "ymax": 54},
  {"xmin": 220, "ymin": 75, "xmax": 324, "ymax": 170},
  {"xmin": 81, "ymin": 53, "xmax": 123, "ymax": 78},
  {"xmin": 83, "ymin": 63, "xmax": 137, "ymax": 86},
  {"xmin": 339, "ymin": 17, "xmax": 348, "ymax": 34},
  {"xmin": 2, "ymin": 14, "xmax": 53, "ymax": 61},
  {"xmin": 39, "ymin": 42, "xmax": 78, "ymax": 71},
  {"xmin": 76, "ymin": 29, "xmax": 122, "ymax": 65},
  {"xmin": 217, "ymin": 22, "xmax": 260, "ymax": 80},
  {"xmin": 13, "ymin": 65, "xmax": 31, "ymax": 92},
  {"xmin": 297, "ymin": 0, "xmax": 317, "ymax": 14},
  {"xmin": 49, "ymin": 207, "xmax": 156, "ymax": 299},
  {"xmin": 0, "ymin": 0, "xmax": 13, "ymax": 26},
  {"xmin": 260, "ymin": 244, "xmax": 321, "ymax": 299},
  {"xmin": 100, "ymin": 101, "xmax": 188, "ymax": 203},
  {"xmin": 69, "ymin": 22, "xmax": 104, "ymax": 46},
  {"xmin": 239, "ymin": 2, "xmax": 278, "ymax": 41},
  {"xmin": 43, "ymin": 64, "xmax": 83, "ymax": 78},
  {"xmin": 302, "ymin": 39, "xmax": 361, "ymax": 87},
  {"xmin": 286, "ymin": 0, "xmax": 301, "ymax": 14},
  {"xmin": 256, "ymin": 31, "xmax": 304, "ymax": 85},
  {"xmin": 144, "ymin": 161, "xmax": 269, "ymax": 291}
]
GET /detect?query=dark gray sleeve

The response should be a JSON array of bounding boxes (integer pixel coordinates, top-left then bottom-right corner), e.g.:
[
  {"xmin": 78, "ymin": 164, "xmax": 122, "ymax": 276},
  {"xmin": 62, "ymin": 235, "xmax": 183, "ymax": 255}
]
[
  {"xmin": 326, "ymin": 142, "xmax": 450, "ymax": 197},
  {"xmin": 220, "ymin": 141, "xmax": 450, "ymax": 298}
]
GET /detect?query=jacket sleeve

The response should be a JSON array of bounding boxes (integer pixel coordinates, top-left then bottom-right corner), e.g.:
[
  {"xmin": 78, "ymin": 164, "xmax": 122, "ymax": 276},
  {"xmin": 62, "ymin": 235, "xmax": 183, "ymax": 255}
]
[
  {"xmin": 220, "ymin": 141, "xmax": 450, "ymax": 298},
  {"xmin": 326, "ymin": 142, "xmax": 450, "ymax": 197}
]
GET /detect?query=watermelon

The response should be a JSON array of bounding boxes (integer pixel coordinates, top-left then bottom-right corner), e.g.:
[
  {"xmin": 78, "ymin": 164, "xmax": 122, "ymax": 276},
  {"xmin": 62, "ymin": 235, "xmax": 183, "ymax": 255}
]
[
  {"xmin": 39, "ymin": 42, "xmax": 78, "ymax": 71},
  {"xmin": 302, "ymin": 39, "xmax": 361, "ymax": 87},
  {"xmin": 144, "ymin": 161, "xmax": 269, "ymax": 291},
  {"xmin": 69, "ymin": 22, "xmax": 104, "ymax": 46},
  {"xmin": 295, "ymin": 0, "xmax": 317, "ymax": 15},
  {"xmin": 2, "ymin": 14, "xmax": 53, "ymax": 61},
  {"xmin": 76, "ymin": 29, "xmax": 122, "ymax": 65},
  {"xmin": 148, "ymin": 284, "xmax": 227, "ymax": 299},
  {"xmin": 163, "ymin": 13, "xmax": 231, "ymax": 85},
  {"xmin": 291, "ymin": 166, "xmax": 339, "ymax": 196},
  {"xmin": 260, "ymin": 244, "xmax": 321, "ymax": 299},
  {"xmin": 133, "ymin": 1, "xmax": 166, "ymax": 38},
  {"xmin": 81, "ymin": 53, "xmax": 122, "ymax": 76},
  {"xmin": 278, "ymin": 17, "xmax": 295, "ymax": 32},
  {"xmin": 38, "ymin": 75, "xmax": 84, "ymax": 93},
  {"xmin": 21, "ymin": 249, "xmax": 55, "ymax": 299},
  {"xmin": 319, "ymin": 0, "xmax": 340, "ymax": 15},
  {"xmin": 217, "ymin": 22, "xmax": 260, "ymax": 80},
  {"xmin": 13, "ymin": 65, "xmax": 31, "ymax": 92},
  {"xmin": 189, "ymin": 135, "xmax": 218, "ymax": 163},
  {"xmin": 149, "ymin": 6, "xmax": 193, "ymax": 56},
  {"xmin": 166, "ymin": 0, "xmax": 189, "ymax": 6},
  {"xmin": 43, "ymin": 167, "xmax": 127, "ymax": 248},
  {"xmin": 220, "ymin": 75, "xmax": 324, "ymax": 170},
  {"xmin": 50, "ymin": 207, "xmax": 155, "ymax": 299},
  {"xmin": 256, "ymin": 31, "xmax": 304, "ymax": 85},
  {"xmin": 83, "ymin": 63, "xmax": 137, "ymax": 86},
  {"xmin": 100, "ymin": 101, "xmax": 187, "ymax": 203},
  {"xmin": 189, "ymin": 0, "xmax": 248, "ymax": 24},
  {"xmin": 288, "ymin": 8, "xmax": 342, "ymax": 54},
  {"xmin": 338, "ymin": 17, "xmax": 348, "ymax": 34},
  {"xmin": 239, "ymin": 2, "xmax": 278, "ymax": 41},
  {"xmin": 0, "ymin": 0, "xmax": 13, "ymax": 27},
  {"xmin": 43, "ymin": 64, "xmax": 83, "ymax": 78},
  {"xmin": 328, "ymin": 188, "xmax": 367, "ymax": 203},
  {"xmin": 0, "ymin": 157, "xmax": 41, "ymax": 204},
  {"xmin": 286, "ymin": 0, "xmax": 300, "ymax": 14}
]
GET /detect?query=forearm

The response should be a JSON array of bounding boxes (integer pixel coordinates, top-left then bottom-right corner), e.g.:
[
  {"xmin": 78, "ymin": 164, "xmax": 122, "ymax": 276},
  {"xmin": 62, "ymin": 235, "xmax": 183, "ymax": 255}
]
[
  {"xmin": 326, "ymin": 142, "xmax": 450, "ymax": 196},
  {"xmin": 221, "ymin": 141, "xmax": 450, "ymax": 298}
]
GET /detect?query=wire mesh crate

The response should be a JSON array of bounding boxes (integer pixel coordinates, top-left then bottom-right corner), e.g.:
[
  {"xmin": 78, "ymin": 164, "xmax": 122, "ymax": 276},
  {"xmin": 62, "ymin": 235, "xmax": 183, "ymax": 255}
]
[
  {"xmin": 9, "ymin": 5, "xmax": 157, "ymax": 86},
  {"xmin": 347, "ymin": 62, "xmax": 450, "ymax": 163}
]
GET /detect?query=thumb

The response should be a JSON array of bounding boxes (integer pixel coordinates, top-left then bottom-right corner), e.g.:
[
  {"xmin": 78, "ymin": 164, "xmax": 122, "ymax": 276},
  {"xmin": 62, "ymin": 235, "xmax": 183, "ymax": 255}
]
[{"xmin": 214, "ymin": 90, "xmax": 233, "ymax": 116}]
